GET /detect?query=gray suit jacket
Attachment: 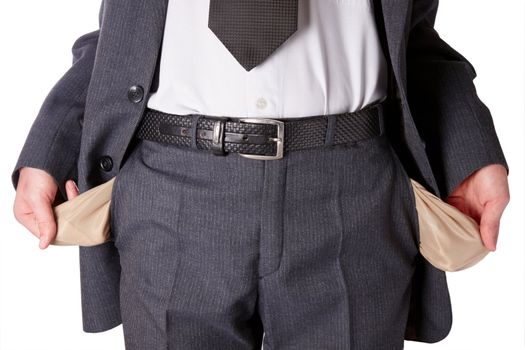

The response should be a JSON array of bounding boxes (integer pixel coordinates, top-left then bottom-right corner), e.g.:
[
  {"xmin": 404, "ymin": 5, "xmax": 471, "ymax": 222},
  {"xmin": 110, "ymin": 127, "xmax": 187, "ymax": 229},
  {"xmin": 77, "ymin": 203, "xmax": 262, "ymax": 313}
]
[{"xmin": 11, "ymin": 0, "xmax": 509, "ymax": 343}]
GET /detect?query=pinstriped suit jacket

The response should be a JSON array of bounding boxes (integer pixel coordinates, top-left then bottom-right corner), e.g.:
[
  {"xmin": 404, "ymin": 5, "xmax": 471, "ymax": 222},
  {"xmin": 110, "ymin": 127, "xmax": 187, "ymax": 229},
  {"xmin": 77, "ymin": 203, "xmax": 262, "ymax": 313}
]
[{"xmin": 11, "ymin": 0, "xmax": 509, "ymax": 343}]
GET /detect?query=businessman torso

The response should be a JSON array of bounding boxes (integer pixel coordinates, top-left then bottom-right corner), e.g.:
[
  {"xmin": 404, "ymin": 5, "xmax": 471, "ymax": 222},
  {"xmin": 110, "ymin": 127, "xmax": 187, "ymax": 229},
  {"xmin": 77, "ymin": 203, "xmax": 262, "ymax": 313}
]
[
  {"xmin": 78, "ymin": 0, "xmax": 444, "ymax": 196},
  {"xmin": 12, "ymin": 0, "xmax": 508, "ymax": 341},
  {"xmin": 77, "ymin": 0, "xmax": 448, "ymax": 340}
]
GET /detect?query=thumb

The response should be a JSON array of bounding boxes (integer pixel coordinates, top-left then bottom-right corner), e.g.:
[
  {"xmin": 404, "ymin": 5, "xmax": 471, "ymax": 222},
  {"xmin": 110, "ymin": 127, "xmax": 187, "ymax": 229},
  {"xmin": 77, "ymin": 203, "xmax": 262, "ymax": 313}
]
[
  {"xmin": 32, "ymin": 198, "xmax": 57, "ymax": 249},
  {"xmin": 479, "ymin": 200, "xmax": 503, "ymax": 252},
  {"xmin": 65, "ymin": 179, "xmax": 80, "ymax": 200}
]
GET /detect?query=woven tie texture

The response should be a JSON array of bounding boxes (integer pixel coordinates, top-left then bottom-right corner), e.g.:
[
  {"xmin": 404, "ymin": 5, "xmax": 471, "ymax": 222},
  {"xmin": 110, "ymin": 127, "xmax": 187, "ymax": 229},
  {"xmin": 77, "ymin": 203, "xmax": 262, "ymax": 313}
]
[{"xmin": 208, "ymin": 0, "xmax": 299, "ymax": 71}]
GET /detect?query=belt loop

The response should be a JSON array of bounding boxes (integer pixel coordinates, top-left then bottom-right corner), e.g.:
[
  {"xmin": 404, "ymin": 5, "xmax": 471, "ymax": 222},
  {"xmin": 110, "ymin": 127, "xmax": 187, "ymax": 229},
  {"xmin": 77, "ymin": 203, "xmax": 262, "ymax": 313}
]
[
  {"xmin": 210, "ymin": 118, "xmax": 227, "ymax": 156},
  {"xmin": 324, "ymin": 115, "xmax": 336, "ymax": 147},
  {"xmin": 191, "ymin": 115, "xmax": 202, "ymax": 150}
]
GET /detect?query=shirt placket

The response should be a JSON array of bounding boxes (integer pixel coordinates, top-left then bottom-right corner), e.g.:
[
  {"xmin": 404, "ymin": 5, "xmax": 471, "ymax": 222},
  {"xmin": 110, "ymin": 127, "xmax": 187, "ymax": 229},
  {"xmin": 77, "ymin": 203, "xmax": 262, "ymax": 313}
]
[{"xmin": 245, "ymin": 59, "xmax": 282, "ymax": 118}]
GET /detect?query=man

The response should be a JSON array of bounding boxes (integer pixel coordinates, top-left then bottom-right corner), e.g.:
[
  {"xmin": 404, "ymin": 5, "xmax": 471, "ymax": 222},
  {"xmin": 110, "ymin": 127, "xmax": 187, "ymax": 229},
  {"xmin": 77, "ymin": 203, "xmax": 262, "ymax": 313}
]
[{"xmin": 12, "ymin": 0, "xmax": 510, "ymax": 348}]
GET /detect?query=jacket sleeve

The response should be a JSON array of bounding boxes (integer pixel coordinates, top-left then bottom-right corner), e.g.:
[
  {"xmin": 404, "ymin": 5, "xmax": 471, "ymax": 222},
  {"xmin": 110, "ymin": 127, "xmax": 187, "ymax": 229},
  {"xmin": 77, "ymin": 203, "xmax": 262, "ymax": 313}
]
[
  {"xmin": 11, "ymin": 0, "xmax": 105, "ymax": 203},
  {"xmin": 406, "ymin": 0, "xmax": 509, "ymax": 200}
]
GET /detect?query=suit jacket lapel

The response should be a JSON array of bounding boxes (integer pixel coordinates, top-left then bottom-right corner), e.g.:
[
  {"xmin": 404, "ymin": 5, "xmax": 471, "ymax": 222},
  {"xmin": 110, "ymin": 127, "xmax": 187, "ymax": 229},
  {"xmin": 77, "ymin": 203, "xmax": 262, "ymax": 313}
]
[
  {"xmin": 375, "ymin": 0, "xmax": 441, "ymax": 196},
  {"xmin": 379, "ymin": 0, "xmax": 412, "ymax": 93}
]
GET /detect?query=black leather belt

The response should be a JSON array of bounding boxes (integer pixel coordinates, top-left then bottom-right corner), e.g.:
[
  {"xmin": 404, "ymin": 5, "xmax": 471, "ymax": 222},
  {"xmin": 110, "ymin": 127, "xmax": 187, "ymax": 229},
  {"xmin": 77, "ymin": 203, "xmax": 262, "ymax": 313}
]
[{"xmin": 134, "ymin": 100, "xmax": 386, "ymax": 160}]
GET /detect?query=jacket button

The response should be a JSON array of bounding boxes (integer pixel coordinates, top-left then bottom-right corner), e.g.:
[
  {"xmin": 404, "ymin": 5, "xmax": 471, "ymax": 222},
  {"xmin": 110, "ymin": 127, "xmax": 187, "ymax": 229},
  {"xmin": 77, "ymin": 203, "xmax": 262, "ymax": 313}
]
[
  {"xmin": 127, "ymin": 85, "xmax": 144, "ymax": 103},
  {"xmin": 99, "ymin": 155, "xmax": 113, "ymax": 172}
]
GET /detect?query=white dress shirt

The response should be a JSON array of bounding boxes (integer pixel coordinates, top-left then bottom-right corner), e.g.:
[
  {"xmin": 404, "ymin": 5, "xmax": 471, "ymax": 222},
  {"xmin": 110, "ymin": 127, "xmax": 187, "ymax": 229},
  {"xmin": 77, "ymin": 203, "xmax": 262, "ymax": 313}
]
[{"xmin": 146, "ymin": 0, "xmax": 388, "ymax": 118}]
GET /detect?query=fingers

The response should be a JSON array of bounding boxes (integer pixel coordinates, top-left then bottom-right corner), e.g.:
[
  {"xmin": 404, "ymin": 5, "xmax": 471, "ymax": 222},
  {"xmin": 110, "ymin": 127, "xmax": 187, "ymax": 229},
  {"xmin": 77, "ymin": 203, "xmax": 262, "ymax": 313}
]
[
  {"xmin": 479, "ymin": 199, "xmax": 507, "ymax": 251},
  {"xmin": 14, "ymin": 178, "xmax": 79, "ymax": 249},
  {"xmin": 13, "ymin": 196, "xmax": 41, "ymax": 239},
  {"xmin": 444, "ymin": 195, "xmax": 467, "ymax": 215},
  {"xmin": 13, "ymin": 193, "xmax": 57, "ymax": 249},
  {"xmin": 13, "ymin": 175, "xmax": 79, "ymax": 249},
  {"xmin": 32, "ymin": 197, "xmax": 58, "ymax": 249},
  {"xmin": 12, "ymin": 168, "xmax": 60, "ymax": 249}
]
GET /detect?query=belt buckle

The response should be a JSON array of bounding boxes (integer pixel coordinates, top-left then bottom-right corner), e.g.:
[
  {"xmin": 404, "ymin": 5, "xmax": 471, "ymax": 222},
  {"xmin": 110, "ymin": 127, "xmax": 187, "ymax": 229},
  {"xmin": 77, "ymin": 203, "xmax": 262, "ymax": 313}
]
[{"xmin": 238, "ymin": 118, "xmax": 284, "ymax": 160}]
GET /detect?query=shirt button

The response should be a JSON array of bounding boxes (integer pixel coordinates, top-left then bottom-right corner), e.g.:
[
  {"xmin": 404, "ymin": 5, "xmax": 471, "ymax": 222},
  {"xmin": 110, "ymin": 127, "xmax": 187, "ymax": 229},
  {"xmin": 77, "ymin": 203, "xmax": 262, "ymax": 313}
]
[
  {"xmin": 127, "ymin": 85, "xmax": 144, "ymax": 103},
  {"xmin": 99, "ymin": 155, "xmax": 113, "ymax": 172},
  {"xmin": 256, "ymin": 97, "xmax": 268, "ymax": 110}
]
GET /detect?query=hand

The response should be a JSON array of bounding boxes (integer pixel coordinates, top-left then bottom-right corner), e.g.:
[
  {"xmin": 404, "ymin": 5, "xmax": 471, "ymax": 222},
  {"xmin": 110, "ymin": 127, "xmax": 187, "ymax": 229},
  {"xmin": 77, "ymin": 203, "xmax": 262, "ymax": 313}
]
[
  {"xmin": 445, "ymin": 164, "xmax": 510, "ymax": 251},
  {"xmin": 12, "ymin": 167, "xmax": 80, "ymax": 249}
]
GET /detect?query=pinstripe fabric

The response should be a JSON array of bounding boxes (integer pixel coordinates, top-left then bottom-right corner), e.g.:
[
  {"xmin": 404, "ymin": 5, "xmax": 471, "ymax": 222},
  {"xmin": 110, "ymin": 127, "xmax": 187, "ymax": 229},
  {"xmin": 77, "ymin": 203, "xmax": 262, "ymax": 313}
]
[
  {"xmin": 108, "ymin": 114, "xmax": 419, "ymax": 349},
  {"xmin": 208, "ymin": 0, "xmax": 298, "ymax": 71}
]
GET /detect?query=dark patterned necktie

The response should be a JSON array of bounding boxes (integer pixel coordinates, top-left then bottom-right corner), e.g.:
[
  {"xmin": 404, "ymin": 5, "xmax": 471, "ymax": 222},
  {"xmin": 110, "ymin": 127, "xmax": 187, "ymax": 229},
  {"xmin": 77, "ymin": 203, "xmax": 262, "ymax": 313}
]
[{"xmin": 208, "ymin": 0, "xmax": 299, "ymax": 71}]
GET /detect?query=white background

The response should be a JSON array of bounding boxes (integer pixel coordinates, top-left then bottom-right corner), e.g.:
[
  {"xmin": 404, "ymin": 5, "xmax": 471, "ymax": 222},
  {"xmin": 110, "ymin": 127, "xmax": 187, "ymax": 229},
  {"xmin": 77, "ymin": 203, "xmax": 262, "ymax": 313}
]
[{"xmin": 1, "ymin": 1, "xmax": 523, "ymax": 349}]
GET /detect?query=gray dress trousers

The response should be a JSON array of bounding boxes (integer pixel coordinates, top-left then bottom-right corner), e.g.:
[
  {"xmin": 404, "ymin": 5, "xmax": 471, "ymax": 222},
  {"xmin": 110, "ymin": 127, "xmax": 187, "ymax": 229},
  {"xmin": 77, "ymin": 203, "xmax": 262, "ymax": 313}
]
[{"xmin": 109, "ymin": 111, "xmax": 420, "ymax": 349}]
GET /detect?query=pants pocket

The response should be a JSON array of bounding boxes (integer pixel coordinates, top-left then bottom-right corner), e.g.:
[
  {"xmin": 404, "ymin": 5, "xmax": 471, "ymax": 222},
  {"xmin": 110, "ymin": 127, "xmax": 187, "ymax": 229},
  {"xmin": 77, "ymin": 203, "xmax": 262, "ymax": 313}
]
[
  {"xmin": 108, "ymin": 139, "xmax": 143, "ymax": 246},
  {"xmin": 108, "ymin": 173, "xmax": 121, "ymax": 244},
  {"xmin": 388, "ymin": 143, "xmax": 421, "ymax": 251}
]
